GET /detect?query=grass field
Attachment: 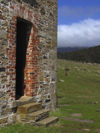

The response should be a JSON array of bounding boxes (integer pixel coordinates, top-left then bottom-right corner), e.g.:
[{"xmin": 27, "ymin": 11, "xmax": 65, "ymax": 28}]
[{"xmin": 0, "ymin": 60, "xmax": 100, "ymax": 133}]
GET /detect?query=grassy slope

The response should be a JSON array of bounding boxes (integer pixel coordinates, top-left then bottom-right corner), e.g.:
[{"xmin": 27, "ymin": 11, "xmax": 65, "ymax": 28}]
[
  {"xmin": 0, "ymin": 60, "xmax": 100, "ymax": 133},
  {"xmin": 56, "ymin": 60, "xmax": 100, "ymax": 132}
]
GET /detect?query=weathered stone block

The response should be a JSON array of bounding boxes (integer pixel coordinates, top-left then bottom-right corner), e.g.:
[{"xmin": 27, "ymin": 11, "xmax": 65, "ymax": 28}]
[
  {"xmin": 0, "ymin": 116, "xmax": 8, "ymax": 124},
  {"xmin": 17, "ymin": 103, "xmax": 42, "ymax": 114}
]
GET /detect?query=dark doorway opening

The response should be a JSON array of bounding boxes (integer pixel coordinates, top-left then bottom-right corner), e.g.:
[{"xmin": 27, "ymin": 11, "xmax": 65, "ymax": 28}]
[{"xmin": 16, "ymin": 18, "xmax": 32, "ymax": 100}]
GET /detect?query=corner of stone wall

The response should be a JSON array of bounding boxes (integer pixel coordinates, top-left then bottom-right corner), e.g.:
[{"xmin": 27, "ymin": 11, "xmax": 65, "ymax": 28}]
[{"xmin": 0, "ymin": 0, "xmax": 57, "ymax": 126}]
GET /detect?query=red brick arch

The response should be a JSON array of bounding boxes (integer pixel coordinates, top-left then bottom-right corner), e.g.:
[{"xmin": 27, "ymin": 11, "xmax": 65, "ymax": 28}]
[{"xmin": 6, "ymin": 3, "xmax": 39, "ymax": 99}]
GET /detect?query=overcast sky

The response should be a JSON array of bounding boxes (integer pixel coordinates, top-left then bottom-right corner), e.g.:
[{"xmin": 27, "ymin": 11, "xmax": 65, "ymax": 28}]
[{"xmin": 58, "ymin": 0, "xmax": 100, "ymax": 47}]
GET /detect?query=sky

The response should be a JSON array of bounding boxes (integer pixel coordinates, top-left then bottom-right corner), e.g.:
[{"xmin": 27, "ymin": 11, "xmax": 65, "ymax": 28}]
[{"xmin": 58, "ymin": 0, "xmax": 100, "ymax": 47}]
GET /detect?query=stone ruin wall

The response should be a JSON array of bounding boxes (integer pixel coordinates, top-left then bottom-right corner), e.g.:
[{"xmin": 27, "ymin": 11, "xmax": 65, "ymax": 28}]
[{"xmin": 0, "ymin": 0, "xmax": 57, "ymax": 126}]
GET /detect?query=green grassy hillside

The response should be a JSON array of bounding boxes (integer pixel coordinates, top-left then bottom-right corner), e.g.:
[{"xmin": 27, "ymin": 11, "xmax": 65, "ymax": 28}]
[{"xmin": 0, "ymin": 60, "xmax": 100, "ymax": 133}]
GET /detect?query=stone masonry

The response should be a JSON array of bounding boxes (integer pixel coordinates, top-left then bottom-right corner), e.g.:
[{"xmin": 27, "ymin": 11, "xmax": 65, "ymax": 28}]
[{"xmin": 0, "ymin": 0, "xmax": 57, "ymax": 126}]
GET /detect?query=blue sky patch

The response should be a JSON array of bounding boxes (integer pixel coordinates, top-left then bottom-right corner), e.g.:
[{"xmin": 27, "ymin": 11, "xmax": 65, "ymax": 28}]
[{"xmin": 58, "ymin": 0, "xmax": 100, "ymax": 47}]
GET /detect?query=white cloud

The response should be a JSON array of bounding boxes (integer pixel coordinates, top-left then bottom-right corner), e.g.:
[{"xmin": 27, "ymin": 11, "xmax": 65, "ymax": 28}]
[{"xmin": 58, "ymin": 19, "xmax": 100, "ymax": 47}]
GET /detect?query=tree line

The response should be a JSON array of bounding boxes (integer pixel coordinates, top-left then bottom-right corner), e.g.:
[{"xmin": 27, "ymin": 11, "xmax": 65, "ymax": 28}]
[{"xmin": 58, "ymin": 45, "xmax": 100, "ymax": 63}]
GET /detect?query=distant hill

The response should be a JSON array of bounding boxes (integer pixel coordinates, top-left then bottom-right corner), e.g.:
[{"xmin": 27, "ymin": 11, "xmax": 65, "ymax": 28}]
[
  {"xmin": 58, "ymin": 45, "xmax": 100, "ymax": 63},
  {"xmin": 57, "ymin": 47, "xmax": 85, "ymax": 53}
]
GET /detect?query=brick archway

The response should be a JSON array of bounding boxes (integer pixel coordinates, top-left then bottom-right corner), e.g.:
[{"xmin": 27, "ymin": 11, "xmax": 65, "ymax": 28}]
[{"xmin": 6, "ymin": 3, "xmax": 39, "ymax": 100}]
